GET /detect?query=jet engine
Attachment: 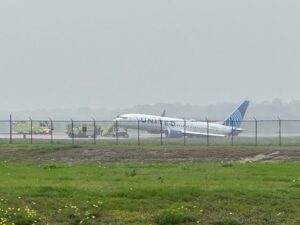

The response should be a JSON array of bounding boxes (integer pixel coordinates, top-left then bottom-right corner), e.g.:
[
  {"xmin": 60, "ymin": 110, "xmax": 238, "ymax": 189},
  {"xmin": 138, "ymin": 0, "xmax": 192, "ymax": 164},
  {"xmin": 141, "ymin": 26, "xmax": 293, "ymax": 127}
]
[{"xmin": 165, "ymin": 128, "xmax": 183, "ymax": 138}]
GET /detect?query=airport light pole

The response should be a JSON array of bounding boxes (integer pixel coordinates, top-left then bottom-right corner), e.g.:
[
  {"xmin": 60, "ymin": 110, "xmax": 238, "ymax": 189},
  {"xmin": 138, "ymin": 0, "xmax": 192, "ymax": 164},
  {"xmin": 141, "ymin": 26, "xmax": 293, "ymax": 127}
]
[
  {"xmin": 254, "ymin": 117, "xmax": 258, "ymax": 146},
  {"xmin": 184, "ymin": 119, "xmax": 186, "ymax": 146},
  {"xmin": 206, "ymin": 118, "xmax": 209, "ymax": 146},
  {"xmin": 231, "ymin": 118, "xmax": 234, "ymax": 146},
  {"xmin": 49, "ymin": 117, "xmax": 53, "ymax": 144},
  {"xmin": 137, "ymin": 120, "xmax": 140, "ymax": 146},
  {"xmin": 115, "ymin": 120, "xmax": 118, "ymax": 145},
  {"xmin": 70, "ymin": 118, "xmax": 74, "ymax": 144},
  {"xmin": 278, "ymin": 117, "xmax": 282, "ymax": 146},
  {"xmin": 29, "ymin": 117, "xmax": 33, "ymax": 144},
  {"xmin": 92, "ymin": 117, "xmax": 96, "ymax": 145},
  {"xmin": 9, "ymin": 114, "xmax": 12, "ymax": 144},
  {"xmin": 160, "ymin": 120, "xmax": 163, "ymax": 145}
]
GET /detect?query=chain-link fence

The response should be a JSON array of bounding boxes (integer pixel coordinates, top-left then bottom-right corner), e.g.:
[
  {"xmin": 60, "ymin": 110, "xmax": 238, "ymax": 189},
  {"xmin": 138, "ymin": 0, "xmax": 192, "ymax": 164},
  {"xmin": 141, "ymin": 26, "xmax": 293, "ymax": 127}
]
[{"xmin": 1, "ymin": 117, "xmax": 300, "ymax": 145}]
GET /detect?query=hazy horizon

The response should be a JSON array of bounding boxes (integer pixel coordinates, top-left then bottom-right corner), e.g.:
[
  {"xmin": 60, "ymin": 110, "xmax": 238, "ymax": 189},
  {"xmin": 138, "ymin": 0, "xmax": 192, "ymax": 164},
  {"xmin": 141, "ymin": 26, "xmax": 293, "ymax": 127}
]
[
  {"xmin": 0, "ymin": 98, "xmax": 295, "ymax": 112},
  {"xmin": 1, "ymin": 1, "xmax": 299, "ymax": 111},
  {"xmin": 0, "ymin": 98, "xmax": 299, "ymax": 121}
]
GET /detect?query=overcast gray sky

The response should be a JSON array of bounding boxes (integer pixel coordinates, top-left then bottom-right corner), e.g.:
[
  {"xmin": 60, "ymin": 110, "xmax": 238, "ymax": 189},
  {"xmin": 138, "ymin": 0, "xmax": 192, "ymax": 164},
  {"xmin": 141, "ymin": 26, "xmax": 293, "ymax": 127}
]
[{"xmin": 0, "ymin": 0, "xmax": 299, "ymax": 110}]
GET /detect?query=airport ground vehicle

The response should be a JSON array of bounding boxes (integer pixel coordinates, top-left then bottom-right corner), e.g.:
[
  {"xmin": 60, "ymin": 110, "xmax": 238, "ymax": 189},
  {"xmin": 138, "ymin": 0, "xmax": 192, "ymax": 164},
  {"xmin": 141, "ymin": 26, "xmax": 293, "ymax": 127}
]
[
  {"xmin": 101, "ymin": 121, "xmax": 129, "ymax": 138},
  {"xmin": 13, "ymin": 121, "xmax": 52, "ymax": 135},
  {"xmin": 65, "ymin": 123, "xmax": 101, "ymax": 138},
  {"xmin": 111, "ymin": 130, "xmax": 129, "ymax": 138}
]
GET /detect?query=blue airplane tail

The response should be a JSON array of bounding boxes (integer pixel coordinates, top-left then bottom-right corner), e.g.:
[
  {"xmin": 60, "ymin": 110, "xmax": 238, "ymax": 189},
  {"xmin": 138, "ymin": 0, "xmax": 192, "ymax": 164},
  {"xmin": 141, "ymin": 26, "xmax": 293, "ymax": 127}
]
[{"xmin": 223, "ymin": 100, "xmax": 250, "ymax": 128}]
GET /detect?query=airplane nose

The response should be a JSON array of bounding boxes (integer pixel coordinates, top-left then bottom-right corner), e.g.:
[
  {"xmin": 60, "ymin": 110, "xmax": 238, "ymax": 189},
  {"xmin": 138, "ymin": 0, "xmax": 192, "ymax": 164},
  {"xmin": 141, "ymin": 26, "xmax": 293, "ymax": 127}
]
[{"xmin": 115, "ymin": 117, "xmax": 125, "ymax": 122}]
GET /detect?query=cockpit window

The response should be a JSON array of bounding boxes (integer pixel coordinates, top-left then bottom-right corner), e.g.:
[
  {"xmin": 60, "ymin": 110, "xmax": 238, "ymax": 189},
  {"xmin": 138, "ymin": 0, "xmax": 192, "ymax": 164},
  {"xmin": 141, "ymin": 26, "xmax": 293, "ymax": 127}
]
[{"xmin": 121, "ymin": 117, "xmax": 128, "ymax": 119}]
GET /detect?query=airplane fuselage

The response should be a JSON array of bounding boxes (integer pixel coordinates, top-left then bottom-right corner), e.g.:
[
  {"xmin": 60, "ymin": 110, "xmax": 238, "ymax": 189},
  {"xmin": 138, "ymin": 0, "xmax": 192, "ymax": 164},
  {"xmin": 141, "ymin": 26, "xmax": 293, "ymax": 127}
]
[{"xmin": 116, "ymin": 113, "xmax": 240, "ymax": 137}]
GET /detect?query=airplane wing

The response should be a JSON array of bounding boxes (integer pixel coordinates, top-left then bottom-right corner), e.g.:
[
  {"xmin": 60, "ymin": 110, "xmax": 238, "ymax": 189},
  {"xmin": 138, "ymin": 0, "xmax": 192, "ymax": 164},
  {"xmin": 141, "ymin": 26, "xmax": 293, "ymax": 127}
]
[{"xmin": 183, "ymin": 131, "xmax": 226, "ymax": 137}]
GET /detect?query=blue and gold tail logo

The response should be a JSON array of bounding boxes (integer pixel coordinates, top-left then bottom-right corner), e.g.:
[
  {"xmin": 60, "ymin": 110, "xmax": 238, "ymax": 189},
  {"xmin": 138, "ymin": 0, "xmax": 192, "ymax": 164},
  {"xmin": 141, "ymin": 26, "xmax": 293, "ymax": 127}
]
[{"xmin": 223, "ymin": 100, "xmax": 250, "ymax": 128}]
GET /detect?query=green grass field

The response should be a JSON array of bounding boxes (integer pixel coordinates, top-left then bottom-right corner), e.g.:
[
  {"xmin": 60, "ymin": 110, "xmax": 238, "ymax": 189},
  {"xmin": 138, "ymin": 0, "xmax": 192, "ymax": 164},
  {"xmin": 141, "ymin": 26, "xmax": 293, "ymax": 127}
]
[
  {"xmin": 0, "ymin": 144, "xmax": 299, "ymax": 225},
  {"xmin": 0, "ymin": 159, "xmax": 299, "ymax": 224}
]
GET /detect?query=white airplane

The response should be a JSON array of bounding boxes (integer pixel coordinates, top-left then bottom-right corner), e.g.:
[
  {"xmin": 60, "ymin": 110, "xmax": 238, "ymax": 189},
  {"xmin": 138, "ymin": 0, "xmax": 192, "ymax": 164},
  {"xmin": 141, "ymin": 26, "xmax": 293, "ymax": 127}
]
[{"xmin": 115, "ymin": 100, "xmax": 250, "ymax": 138}]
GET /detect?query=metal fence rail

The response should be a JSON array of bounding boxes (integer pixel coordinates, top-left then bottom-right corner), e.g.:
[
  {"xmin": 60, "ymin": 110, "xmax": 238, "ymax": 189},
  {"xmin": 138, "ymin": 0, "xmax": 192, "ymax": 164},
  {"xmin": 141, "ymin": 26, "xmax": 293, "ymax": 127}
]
[{"xmin": 1, "ymin": 116, "xmax": 300, "ymax": 146}]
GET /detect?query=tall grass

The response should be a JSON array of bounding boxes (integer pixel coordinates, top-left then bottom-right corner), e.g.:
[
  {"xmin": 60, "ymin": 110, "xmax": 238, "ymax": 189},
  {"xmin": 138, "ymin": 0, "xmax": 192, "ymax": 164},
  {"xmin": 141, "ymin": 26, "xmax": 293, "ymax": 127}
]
[{"xmin": 0, "ymin": 162, "xmax": 299, "ymax": 224}]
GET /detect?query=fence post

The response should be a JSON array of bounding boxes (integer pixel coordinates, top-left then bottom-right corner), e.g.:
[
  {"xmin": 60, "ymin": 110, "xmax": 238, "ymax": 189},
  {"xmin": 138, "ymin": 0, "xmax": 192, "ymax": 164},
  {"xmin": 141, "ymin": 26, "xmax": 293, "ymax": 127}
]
[
  {"xmin": 71, "ymin": 118, "xmax": 74, "ymax": 144},
  {"xmin": 206, "ymin": 118, "xmax": 209, "ymax": 146},
  {"xmin": 9, "ymin": 114, "xmax": 12, "ymax": 144},
  {"xmin": 93, "ymin": 118, "xmax": 96, "ymax": 145},
  {"xmin": 184, "ymin": 119, "xmax": 186, "ymax": 146},
  {"xmin": 278, "ymin": 117, "xmax": 281, "ymax": 146},
  {"xmin": 137, "ymin": 120, "xmax": 140, "ymax": 146},
  {"xmin": 49, "ymin": 118, "xmax": 53, "ymax": 144},
  {"xmin": 160, "ymin": 120, "xmax": 163, "ymax": 145},
  {"xmin": 254, "ymin": 117, "xmax": 257, "ymax": 146},
  {"xmin": 30, "ymin": 117, "xmax": 33, "ymax": 144},
  {"xmin": 231, "ymin": 118, "xmax": 234, "ymax": 146},
  {"xmin": 115, "ymin": 120, "xmax": 118, "ymax": 145}
]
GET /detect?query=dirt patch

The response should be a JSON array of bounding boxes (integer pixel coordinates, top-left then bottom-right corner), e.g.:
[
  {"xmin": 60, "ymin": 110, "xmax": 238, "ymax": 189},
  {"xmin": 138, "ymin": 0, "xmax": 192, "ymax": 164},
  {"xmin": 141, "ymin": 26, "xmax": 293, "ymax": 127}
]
[
  {"xmin": 239, "ymin": 151, "xmax": 297, "ymax": 163},
  {"xmin": 0, "ymin": 146, "xmax": 299, "ymax": 162}
]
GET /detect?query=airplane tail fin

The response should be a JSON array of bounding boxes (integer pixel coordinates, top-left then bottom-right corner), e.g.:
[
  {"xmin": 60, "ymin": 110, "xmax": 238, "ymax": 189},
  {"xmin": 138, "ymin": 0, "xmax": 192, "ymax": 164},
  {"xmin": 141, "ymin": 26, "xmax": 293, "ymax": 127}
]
[
  {"xmin": 223, "ymin": 100, "xmax": 250, "ymax": 128},
  {"xmin": 161, "ymin": 110, "xmax": 166, "ymax": 117}
]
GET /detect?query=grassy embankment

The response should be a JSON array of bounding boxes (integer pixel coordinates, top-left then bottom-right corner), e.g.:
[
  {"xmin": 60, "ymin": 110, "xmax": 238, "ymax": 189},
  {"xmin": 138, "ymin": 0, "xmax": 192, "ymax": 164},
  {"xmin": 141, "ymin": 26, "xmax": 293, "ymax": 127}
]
[{"xmin": 0, "ymin": 143, "xmax": 299, "ymax": 225}]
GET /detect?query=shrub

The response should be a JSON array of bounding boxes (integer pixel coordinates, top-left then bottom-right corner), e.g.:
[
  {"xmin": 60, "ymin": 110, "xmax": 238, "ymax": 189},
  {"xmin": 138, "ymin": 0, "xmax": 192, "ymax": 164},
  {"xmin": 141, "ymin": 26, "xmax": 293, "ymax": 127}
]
[
  {"xmin": 222, "ymin": 164, "xmax": 233, "ymax": 168},
  {"xmin": 126, "ymin": 169, "xmax": 137, "ymax": 177},
  {"xmin": 154, "ymin": 209, "xmax": 195, "ymax": 225},
  {"xmin": 7, "ymin": 207, "xmax": 40, "ymax": 225},
  {"xmin": 14, "ymin": 214, "xmax": 38, "ymax": 225},
  {"xmin": 213, "ymin": 218, "xmax": 242, "ymax": 225}
]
